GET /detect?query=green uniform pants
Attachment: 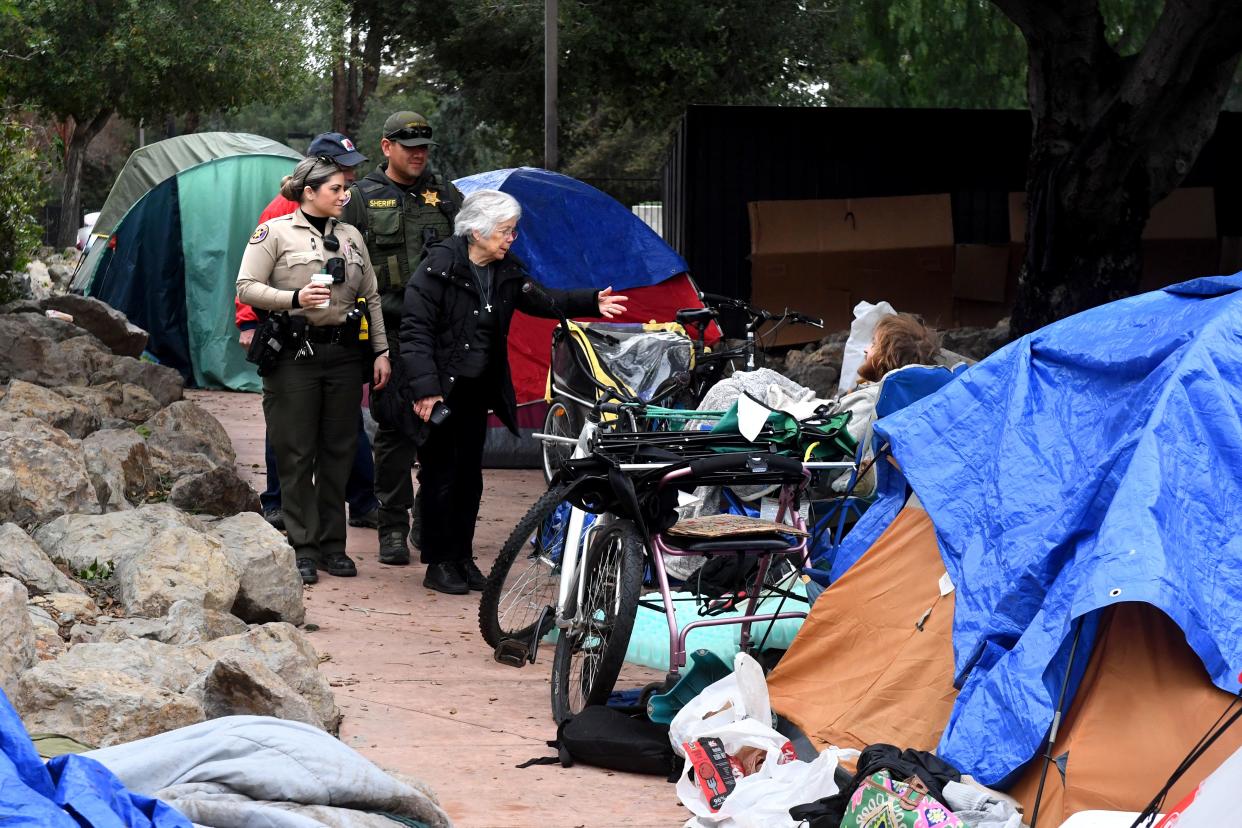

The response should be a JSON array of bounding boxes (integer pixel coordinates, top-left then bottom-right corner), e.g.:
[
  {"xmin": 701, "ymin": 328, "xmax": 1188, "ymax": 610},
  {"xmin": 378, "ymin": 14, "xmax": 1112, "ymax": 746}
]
[
  {"xmin": 375, "ymin": 296, "xmax": 419, "ymax": 536},
  {"xmin": 262, "ymin": 342, "xmax": 363, "ymax": 564}
]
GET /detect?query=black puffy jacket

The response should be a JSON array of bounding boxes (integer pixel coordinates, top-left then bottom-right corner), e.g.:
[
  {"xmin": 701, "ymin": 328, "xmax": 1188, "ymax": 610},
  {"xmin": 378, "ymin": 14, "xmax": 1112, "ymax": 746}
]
[{"xmin": 399, "ymin": 234, "xmax": 599, "ymax": 438}]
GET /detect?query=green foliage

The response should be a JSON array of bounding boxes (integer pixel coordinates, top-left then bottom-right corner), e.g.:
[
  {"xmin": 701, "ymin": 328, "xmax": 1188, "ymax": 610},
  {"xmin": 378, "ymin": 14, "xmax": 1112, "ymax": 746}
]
[
  {"xmin": 837, "ymin": 0, "xmax": 1169, "ymax": 108},
  {"xmin": 76, "ymin": 558, "xmax": 114, "ymax": 581},
  {"xmin": 403, "ymin": 0, "xmax": 849, "ymax": 189},
  {"xmin": 0, "ymin": 120, "xmax": 46, "ymax": 280},
  {"xmin": 1, "ymin": 0, "xmax": 328, "ymax": 124}
]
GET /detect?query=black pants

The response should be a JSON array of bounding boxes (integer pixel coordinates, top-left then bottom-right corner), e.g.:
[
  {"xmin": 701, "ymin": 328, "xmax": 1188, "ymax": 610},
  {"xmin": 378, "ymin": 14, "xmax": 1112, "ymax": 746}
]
[{"xmin": 416, "ymin": 374, "xmax": 491, "ymax": 565}]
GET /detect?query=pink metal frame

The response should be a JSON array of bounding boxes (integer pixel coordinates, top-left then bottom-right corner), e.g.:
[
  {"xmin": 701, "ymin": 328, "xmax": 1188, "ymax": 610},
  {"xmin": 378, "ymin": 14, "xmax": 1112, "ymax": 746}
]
[{"xmin": 650, "ymin": 466, "xmax": 812, "ymax": 677}]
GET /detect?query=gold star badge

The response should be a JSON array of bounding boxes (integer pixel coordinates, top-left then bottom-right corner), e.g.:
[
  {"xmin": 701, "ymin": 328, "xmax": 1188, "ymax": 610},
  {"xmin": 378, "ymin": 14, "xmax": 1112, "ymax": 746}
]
[{"xmin": 421, "ymin": 189, "xmax": 441, "ymax": 207}]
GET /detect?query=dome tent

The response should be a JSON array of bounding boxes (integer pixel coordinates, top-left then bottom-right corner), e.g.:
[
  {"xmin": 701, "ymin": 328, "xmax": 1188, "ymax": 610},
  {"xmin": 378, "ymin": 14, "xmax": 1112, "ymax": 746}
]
[{"xmin": 76, "ymin": 132, "xmax": 302, "ymax": 392}]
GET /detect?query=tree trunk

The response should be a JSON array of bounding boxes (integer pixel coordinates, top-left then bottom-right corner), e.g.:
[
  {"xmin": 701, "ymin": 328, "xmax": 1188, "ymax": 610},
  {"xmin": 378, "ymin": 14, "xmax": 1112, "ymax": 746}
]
[
  {"xmin": 56, "ymin": 109, "xmax": 113, "ymax": 249},
  {"xmin": 332, "ymin": 54, "xmax": 348, "ymax": 134},
  {"xmin": 994, "ymin": 0, "xmax": 1242, "ymax": 338}
]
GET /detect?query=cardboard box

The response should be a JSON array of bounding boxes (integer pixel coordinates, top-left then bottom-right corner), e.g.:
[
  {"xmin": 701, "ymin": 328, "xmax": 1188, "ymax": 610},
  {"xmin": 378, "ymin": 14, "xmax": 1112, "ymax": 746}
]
[
  {"xmin": 953, "ymin": 244, "xmax": 1010, "ymax": 303},
  {"xmin": 748, "ymin": 195, "xmax": 955, "ymax": 343}
]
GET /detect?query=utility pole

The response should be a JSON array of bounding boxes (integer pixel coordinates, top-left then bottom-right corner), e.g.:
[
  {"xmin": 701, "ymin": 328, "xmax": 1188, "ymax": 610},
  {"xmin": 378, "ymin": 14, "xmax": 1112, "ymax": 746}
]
[{"xmin": 544, "ymin": 0, "xmax": 558, "ymax": 171}]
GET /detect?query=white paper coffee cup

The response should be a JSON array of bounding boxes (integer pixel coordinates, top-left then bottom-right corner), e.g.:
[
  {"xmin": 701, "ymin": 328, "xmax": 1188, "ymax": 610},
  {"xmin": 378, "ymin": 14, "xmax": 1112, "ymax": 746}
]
[{"xmin": 310, "ymin": 274, "xmax": 332, "ymax": 308}]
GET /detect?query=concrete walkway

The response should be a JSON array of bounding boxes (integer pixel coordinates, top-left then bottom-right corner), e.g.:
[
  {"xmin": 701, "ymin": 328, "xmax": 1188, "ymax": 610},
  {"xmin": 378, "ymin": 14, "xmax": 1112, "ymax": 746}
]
[{"xmin": 192, "ymin": 390, "xmax": 685, "ymax": 827}]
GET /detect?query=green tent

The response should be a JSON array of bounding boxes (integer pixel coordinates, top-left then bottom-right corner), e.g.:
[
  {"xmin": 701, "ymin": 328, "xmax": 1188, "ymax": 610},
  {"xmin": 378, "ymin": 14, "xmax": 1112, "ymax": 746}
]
[{"xmin": 75, "ymin": 132, "xmax": 302, "ymax": 391}]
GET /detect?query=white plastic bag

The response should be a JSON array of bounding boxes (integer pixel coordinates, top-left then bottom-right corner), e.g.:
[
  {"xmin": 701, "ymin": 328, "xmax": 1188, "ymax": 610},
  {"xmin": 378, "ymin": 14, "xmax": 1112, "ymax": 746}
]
[
  {"xmin": 679, "ymin": 743, "xmax": 854, "ymax": 828},
  {"xmin": 670, "ymin": 653, "xmax": 857, "ymax": 827},
  {"xmin": 838, "ymin": 300, "xmax": 897, "ymax": 395},
  {"xmin": 670, "ymin": 653, "xmax": 771, "ymax": 755}
]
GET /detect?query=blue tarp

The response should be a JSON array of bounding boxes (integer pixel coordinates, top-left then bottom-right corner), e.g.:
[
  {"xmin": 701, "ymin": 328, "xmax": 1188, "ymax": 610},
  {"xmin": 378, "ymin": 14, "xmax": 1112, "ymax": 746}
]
[
  {"xmin": 876, "ymin": 274, "xmax": 1242, "ymax": 787},
  {"xmin": 0, "ymin": 689, "xmax": 190, "ymax": 827},
  {"xmin": 454, "ymin": 167, "xmax": 688, "ymax": 291}
]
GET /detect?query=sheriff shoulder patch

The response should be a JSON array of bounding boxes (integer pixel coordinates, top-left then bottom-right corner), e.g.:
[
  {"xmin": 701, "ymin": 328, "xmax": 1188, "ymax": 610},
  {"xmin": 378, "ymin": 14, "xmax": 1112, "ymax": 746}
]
[
  {"xmin": 368, "ymin": 198, "xmax": 397, "ymax": 208},
  {"xmin": 249, "ymin": 225, "xmax": 269, "ymax": 244}
]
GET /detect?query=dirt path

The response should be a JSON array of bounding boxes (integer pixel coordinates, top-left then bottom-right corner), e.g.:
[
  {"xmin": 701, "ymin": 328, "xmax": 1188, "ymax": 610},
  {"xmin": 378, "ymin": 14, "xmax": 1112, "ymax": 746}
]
[{"xmin": 192, "ymin": 389, "xmax": 685, "ymax": 828}]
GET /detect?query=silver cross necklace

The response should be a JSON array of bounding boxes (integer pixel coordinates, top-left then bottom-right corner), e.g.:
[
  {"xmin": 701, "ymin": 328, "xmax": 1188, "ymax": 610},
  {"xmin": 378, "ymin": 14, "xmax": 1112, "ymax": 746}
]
[{"xmin": 469, "ymin": 260, "xmax": 494, "ymax": 313}]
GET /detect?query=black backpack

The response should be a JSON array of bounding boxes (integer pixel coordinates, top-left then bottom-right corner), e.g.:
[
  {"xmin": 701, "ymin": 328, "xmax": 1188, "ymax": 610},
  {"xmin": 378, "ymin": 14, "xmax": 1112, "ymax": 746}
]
[{"xmin": 517, "ymin": 705, "xmax": 680, "ymax": 781}]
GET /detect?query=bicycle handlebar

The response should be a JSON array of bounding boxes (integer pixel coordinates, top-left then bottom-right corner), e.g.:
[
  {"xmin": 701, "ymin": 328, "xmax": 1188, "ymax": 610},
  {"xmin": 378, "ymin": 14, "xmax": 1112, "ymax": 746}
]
[{"xmin": 699, "ymin": 292, "xmax": 823, "ymax": 330}]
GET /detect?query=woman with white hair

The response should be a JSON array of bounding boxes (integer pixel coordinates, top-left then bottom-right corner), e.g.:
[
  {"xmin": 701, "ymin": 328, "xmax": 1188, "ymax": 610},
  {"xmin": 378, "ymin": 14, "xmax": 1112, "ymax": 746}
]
[{"xmin": 400, "ymin": 189, "xmax": 627, "ymax": 595}]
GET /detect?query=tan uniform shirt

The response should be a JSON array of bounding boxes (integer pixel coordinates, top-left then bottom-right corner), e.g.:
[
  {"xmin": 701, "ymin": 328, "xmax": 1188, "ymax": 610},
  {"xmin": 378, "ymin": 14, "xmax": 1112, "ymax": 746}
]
[{"xmin": 236, "ymin": 209, "xmax": 389, "ymax": 354}]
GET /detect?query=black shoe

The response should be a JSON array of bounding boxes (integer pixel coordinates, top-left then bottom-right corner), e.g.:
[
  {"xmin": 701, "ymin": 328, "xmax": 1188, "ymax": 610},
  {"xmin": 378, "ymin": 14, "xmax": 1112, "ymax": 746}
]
[
  {"xmin": 322, "ymin": 552, "xmax": 357, "ymax": 577},
  {"xmin": 458, "ymin": 559, "xmax": 487, "ymax": 591},
  {"xmin": 296, "ymin": 557, "xmax": 318, "ymax": 585},
  {"xmin": 423, "ymin": 562, "xmax": 468, "ymax": 595},
  {"xmin": 407, "ymin": 521, "xmax": 422, "ymax": 550},
  {"xmin": 378, "ymin": 530, "xmax": 410, "ymax": 565},
  {"xmin": 264, "ymin": 509, "xmax": 286, "ymax": 531},
  {"xmin": 348, "ymin": 508, "xmax": 379, "ymax": 529}
]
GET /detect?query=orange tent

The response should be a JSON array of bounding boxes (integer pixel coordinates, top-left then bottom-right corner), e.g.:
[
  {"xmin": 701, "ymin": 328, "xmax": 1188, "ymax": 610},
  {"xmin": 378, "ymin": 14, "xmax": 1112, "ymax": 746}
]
[{"xmin": 767, "ymin": 501, "xmax": 1242, "ymax": 814}]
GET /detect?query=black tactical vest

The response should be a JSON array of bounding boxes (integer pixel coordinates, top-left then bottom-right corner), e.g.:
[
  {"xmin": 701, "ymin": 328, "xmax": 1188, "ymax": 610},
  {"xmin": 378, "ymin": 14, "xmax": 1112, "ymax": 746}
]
[{"xmin": 353, "ymin": 172, "xmax": 460, "ymax": 293}]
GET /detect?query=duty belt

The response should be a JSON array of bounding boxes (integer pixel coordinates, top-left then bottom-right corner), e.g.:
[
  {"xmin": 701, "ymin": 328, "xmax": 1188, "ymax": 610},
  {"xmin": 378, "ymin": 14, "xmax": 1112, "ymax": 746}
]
[{"xmin": 305, "ymin": 324, "xmax": 349, "ymax": 344}]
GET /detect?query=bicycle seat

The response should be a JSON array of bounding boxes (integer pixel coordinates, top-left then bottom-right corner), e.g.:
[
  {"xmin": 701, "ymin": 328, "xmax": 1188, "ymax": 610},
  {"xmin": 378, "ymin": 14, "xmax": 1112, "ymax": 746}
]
[
  {"xmin": 675, "ymin": 307, "xmax": 718, "ymax": 326},
  {"xmin": 663, "ymin": 513, "xmax": 806, "ymax": 552}
]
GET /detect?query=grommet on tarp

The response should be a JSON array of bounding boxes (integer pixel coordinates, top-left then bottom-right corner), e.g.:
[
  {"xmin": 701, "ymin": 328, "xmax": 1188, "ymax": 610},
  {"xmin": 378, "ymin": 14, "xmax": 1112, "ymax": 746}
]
[{"xmin": 1109, "ymin": 588, "xmax": 1122, "ymax": 597}]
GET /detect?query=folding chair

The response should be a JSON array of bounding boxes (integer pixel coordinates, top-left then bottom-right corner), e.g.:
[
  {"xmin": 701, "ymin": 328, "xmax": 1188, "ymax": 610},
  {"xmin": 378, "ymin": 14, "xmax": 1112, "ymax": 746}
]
[{"xmin": 806, "ymin": 363, "xmax": 968, "ymax": 584}]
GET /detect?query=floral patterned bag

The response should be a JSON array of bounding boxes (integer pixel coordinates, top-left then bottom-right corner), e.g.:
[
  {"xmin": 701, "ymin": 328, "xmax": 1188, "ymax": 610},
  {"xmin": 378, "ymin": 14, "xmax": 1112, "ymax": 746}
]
[{"xmin": 839, "ymin": 769, "xmax": 965, "ymax": 828}]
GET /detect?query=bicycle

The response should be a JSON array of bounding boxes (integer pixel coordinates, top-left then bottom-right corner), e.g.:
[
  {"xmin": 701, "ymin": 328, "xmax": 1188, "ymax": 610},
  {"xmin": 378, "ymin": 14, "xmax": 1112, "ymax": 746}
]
[{"xmin": 481, "ymin": 294, "xmax": 829, "ymax": 656}]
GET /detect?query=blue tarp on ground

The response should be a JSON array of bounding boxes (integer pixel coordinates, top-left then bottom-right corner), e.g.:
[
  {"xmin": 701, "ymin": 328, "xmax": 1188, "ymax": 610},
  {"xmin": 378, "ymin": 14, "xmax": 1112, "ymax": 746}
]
[
  {"xmin": 876, "ymin": 274, "xmax": 1242, "ymax": 787},
  {"xmin": 0, "ymin": 689, "xmax": 190, "ymax": 827},
  {"xmin": 454, "ymin": 167, "xmax": 688, "ymax": 291}
]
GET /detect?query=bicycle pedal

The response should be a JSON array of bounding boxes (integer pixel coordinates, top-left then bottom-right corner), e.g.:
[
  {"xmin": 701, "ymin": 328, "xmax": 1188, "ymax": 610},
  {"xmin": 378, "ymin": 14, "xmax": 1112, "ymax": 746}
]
[{"xmin": 493, "ymin": 638, "xmax": 529, "ymax": 668}]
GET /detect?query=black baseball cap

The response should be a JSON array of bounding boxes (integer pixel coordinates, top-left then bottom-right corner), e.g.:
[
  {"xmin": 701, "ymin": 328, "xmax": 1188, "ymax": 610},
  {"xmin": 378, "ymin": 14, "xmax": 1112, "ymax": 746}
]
[
  {"xmin": 383, "ymin": 111, "xmax": 437, "ymax": 148},
  {"xmin": 307, "ymin": 132, "xmax": 368, "ymax": 167}
]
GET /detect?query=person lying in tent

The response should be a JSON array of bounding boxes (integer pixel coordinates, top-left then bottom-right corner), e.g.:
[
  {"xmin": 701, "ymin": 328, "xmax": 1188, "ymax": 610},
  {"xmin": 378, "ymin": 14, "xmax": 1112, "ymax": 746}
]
[{"xmin": 829, "ymin": 313, "xmax": 942, "ymax": 495}]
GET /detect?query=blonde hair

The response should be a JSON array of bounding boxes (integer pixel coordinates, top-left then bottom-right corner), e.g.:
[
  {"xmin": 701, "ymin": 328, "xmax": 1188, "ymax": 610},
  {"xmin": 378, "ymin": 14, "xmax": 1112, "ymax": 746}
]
[
  {"xmin": 279, "ymin": 157, "xmax": 342, "ymax": 202},
  {"xmin": 856, "ymin": 313, "xmax": 941, "ymax": 383}
]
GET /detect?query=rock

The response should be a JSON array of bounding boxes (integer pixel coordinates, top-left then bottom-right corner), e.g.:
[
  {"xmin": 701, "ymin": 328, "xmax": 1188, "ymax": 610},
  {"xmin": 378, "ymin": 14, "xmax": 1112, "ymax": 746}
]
[
  {"xmin": 15, "ymin": 663, "xmax": 204, "ymax": 747},
  {"xmin": 53, "ymin": 637, "xmax": 211, "ymax": 692},
  {"xmin": 941, "ymin": 319, "xmax": 1010, "ymax": 362},
  {"xmin": 22, "ymin": 261, "xmax": 52, "ymax": 300},
  {"xmin": 113, "ymin": 525, "xmax": 241, "ymax": 617},
  {"xmin": 0, "ymin": 415, "xmax": 98, "ymax": 528},
  {"xmin": 91, "ymin": 357, "xmax": 183, "ymax": 409},
  {"xmin": 170, "ymin": 465, "xmax": 260, "ymax": 518},
  {"xmin": 81, "ymin": 428, "xmax": 157, "ymax": 511},
  {"xmin": 0, "ymin": 522, "xmax": 87, "ymax": 596},
  {"xmin": 0, "ymin": 316, "xmax": 111, "ymax": 386},
  {"xmin": 41, "ymin": 295, "xmax": 148, "ymax": 358},
  {"xmin": 61, "ymin": 382, "xmax": 162, "ymax": 425},
  {"xmin": 782, "ymin": 346, "xmax": 843, "ymax": 399},
  {"xmin": 13, "ymin": 311, "xmax": 82, "ymax": 342},
  {"xmin": 197, "ymin": 653, "xmax": 321, "ymax": 728},
  {"xmin": 208, "ymin": 512, "xmax": 304, "ymax": 625},
  {"xmin": 0, "ymin": 299, "xmax": 43, "ymax": 315},
  {"xmin": 161, "ymin": 599, "xmax": 248, "ymax": 645},
  {"xmin": 27, "ymin": 605, "xmax": 66, "ymax": 660},
  {"xmin": 91, "ymin": 616, "xmax": 167, "ymax": 644},
  {"xmin": 143, "ymin": 401, "xmax": 235, "ymax": 469},
  {"xmin": 29, "ymin": 592, "xmax": 99, "ymax": 627},
  {"xmin": 0, "ymin": 379, "xmax": 100, "ymax": 438},
  {"xmin": 47, "ymin": 263, "xmax": 74, "ymax": 293},
  {"xmin": 0, "ymin": 578, "xmax": 36, "ymax": 698},
  {"xmin": 200, "ymin": 623, "xmax": 340, "ymax": 733},
  {"xmin": 32, "ymin": 502, "xmax": 204, "ymax": 574}
]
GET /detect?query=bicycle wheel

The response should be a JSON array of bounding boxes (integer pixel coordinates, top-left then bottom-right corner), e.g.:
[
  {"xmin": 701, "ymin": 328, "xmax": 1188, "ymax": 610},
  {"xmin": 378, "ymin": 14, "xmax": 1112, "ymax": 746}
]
[
  {"xmin": 541, "ymin": 400, "xmax": 580, "ymax": 484},
  {"xmin": 478, "ymin": 484, "xmax": 572, "ymax": 648},
  {"xmin": 550, "ymin": 520, "xmax": 643, "ymax": 723}
]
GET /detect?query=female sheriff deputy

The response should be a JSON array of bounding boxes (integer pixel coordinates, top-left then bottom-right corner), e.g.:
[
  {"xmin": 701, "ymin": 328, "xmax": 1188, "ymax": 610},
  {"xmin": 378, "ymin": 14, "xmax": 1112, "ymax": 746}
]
[{"xmin": 237, "ymin": 156, "xmax": 391, "ymax": 585}]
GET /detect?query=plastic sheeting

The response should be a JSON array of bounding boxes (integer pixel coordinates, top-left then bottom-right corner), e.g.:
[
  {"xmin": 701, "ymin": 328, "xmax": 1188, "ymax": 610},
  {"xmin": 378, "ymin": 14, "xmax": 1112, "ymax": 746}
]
[
  {"xmin": 876, "ymin": 274, "xmax": 1242, "ymax": 786},
  {"xmin": 0, "ymin": 689, "xmax": 190, "ymax": 827}
]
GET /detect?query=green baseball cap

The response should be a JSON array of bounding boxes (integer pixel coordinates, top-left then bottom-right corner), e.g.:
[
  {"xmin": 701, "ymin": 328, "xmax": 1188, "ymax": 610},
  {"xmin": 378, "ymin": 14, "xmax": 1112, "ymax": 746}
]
[{"xmin": 383, "ymin": 111, "xmax": 437, "ymax": 148}]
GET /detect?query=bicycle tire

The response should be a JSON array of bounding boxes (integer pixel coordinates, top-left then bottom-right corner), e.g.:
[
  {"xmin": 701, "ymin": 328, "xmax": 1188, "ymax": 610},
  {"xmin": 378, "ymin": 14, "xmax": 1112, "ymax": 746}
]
[
  {"xmin": 550, "ymin": 520, "xmax": 643, "ymax": 723},
  {"xmin": 541, "ymin": 399, "xmax": 580, "ymax": 484},
  {"xmin": 478, "ymin": 484, "xmax": 571, "ymax": 649}
]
